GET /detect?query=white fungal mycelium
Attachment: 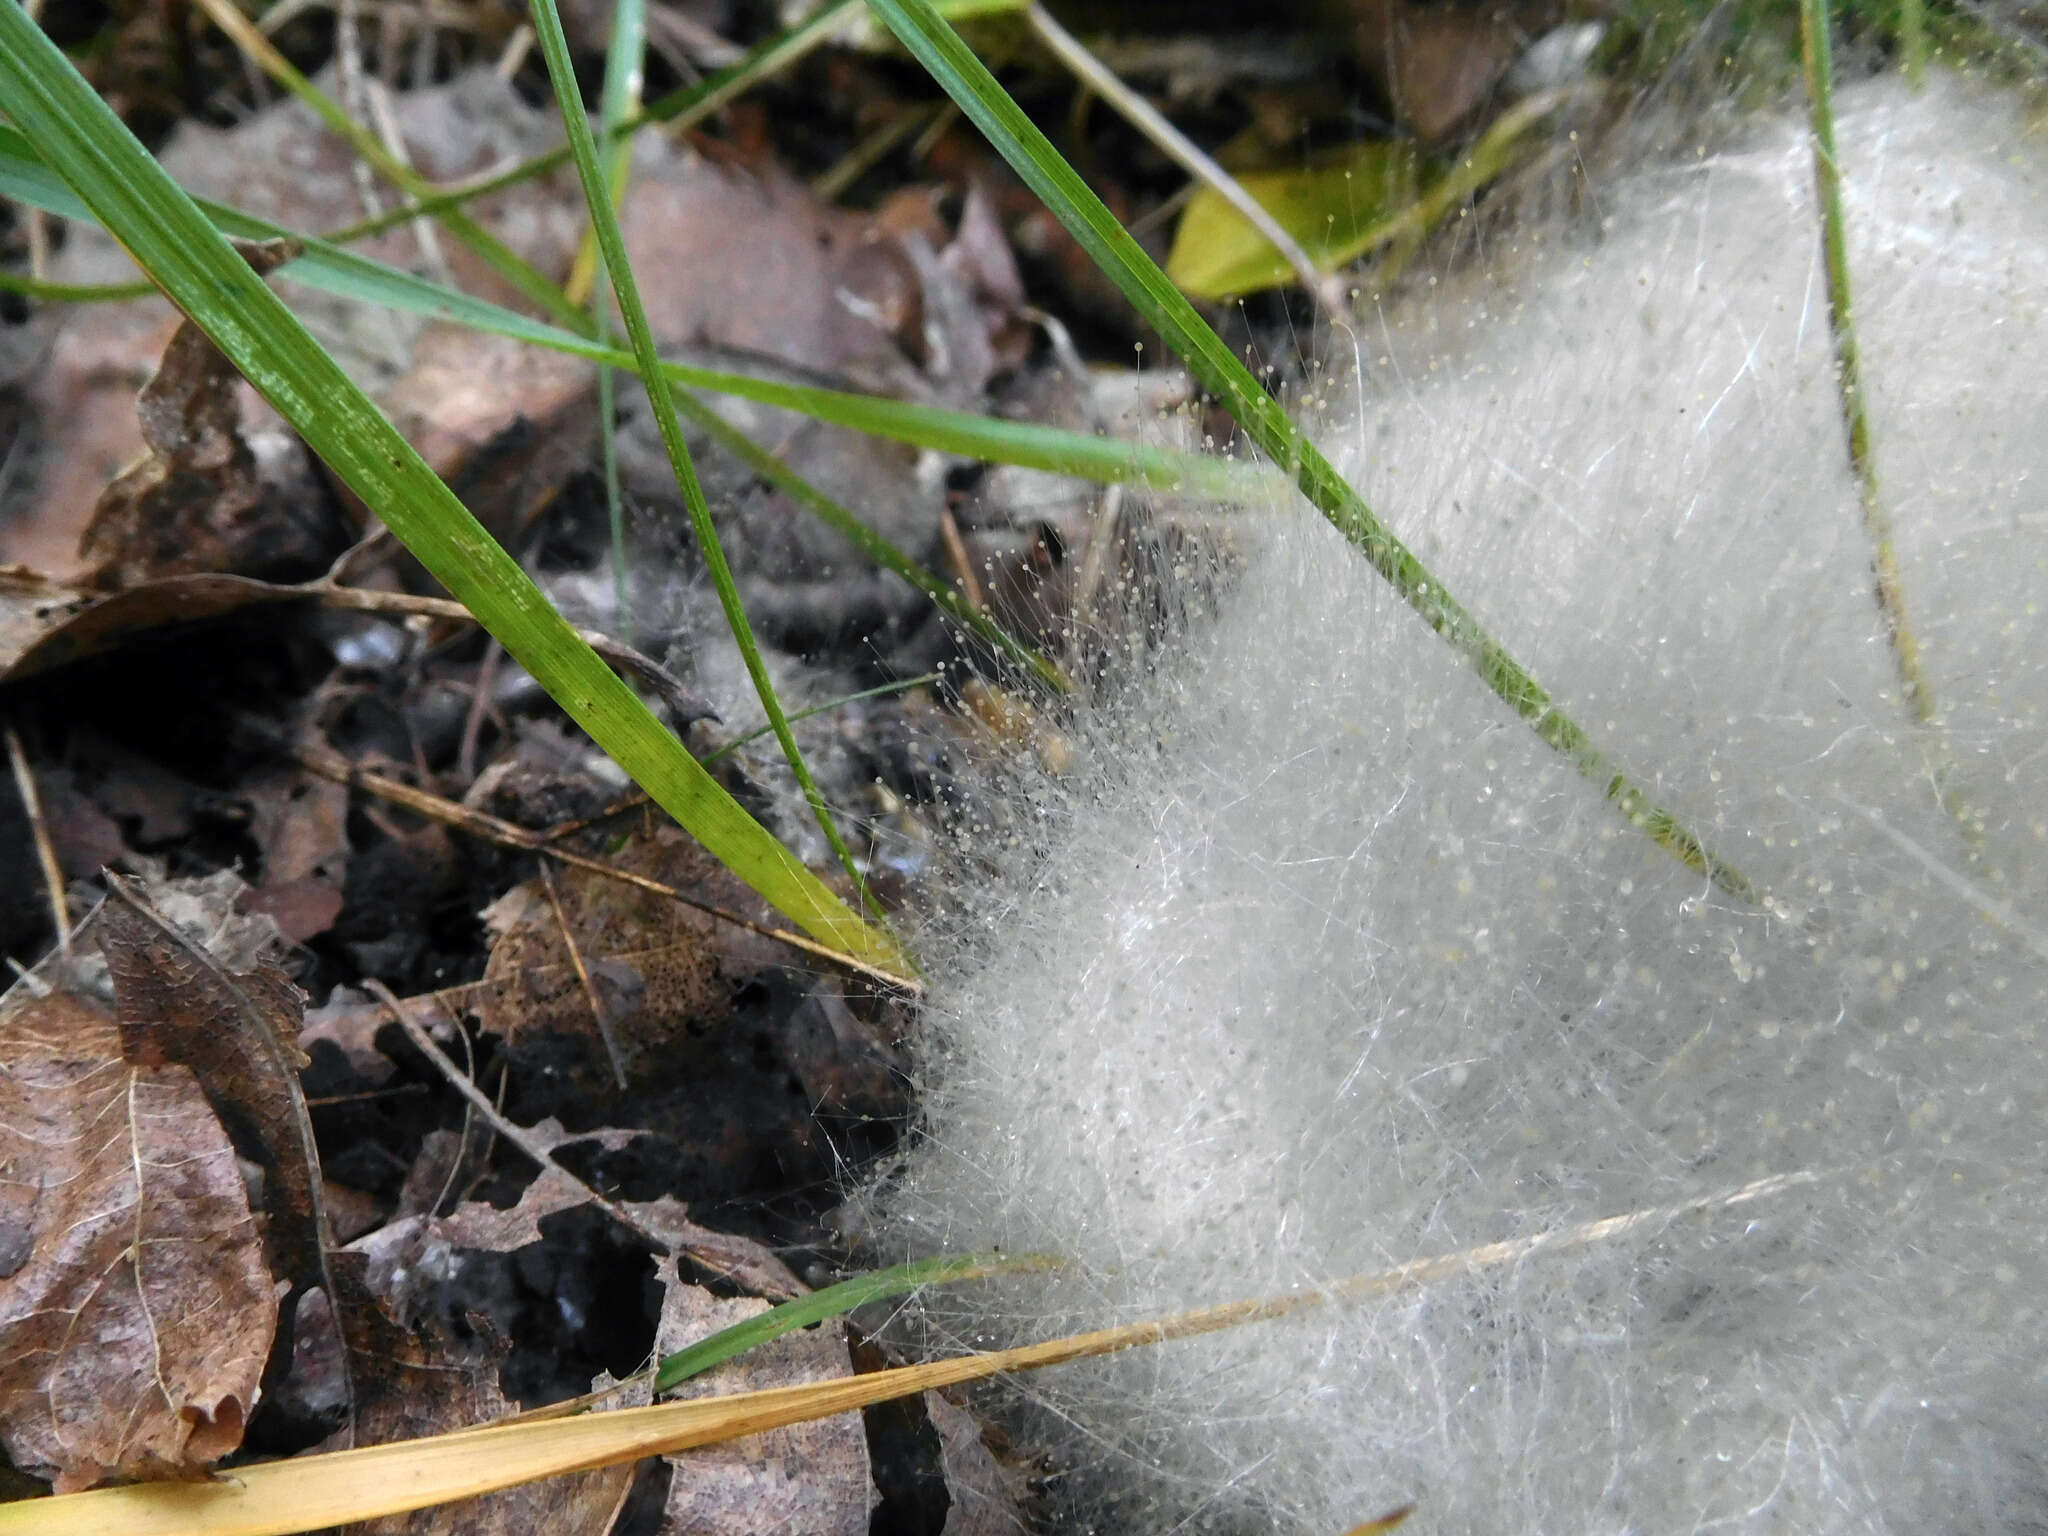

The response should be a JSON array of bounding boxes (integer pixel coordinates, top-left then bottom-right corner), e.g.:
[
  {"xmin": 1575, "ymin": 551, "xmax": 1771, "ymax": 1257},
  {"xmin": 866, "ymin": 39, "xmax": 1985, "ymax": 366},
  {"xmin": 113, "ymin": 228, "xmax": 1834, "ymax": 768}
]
[{"xmin": 862, "ymin": 69, "xmax": 2048, "ymax": 1534}]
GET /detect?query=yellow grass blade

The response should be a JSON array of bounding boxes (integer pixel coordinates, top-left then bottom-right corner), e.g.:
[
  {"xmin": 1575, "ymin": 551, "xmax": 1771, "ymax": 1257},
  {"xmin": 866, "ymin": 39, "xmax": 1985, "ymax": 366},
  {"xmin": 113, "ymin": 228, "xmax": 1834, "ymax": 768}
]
[{"xmin": 3, "ymin": 1171, "xmax": 1815, "ymax": 1536}]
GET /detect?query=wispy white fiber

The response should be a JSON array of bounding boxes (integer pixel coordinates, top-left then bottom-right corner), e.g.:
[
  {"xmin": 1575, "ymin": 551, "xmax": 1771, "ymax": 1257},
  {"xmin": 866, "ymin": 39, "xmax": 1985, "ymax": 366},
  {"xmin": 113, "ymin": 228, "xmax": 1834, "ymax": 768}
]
[{"xmin": 864, "ymin": 73, "xmax": 2048, "ymax": 1535}]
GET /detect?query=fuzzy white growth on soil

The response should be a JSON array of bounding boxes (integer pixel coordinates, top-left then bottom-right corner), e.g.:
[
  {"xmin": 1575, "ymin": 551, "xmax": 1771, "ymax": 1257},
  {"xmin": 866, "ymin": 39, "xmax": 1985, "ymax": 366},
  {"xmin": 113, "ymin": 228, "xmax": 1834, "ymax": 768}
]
[{"xmin": 864, "ymin": 74, "xmax": 2048, "ymax": 1533}]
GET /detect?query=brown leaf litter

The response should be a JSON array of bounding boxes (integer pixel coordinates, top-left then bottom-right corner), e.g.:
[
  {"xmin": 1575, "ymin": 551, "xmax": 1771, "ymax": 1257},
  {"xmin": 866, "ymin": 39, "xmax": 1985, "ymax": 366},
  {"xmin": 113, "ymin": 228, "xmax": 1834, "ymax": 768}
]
[
  {"xmin": 0, "ymin": 911, "xmax": 280, "ymax": 1490},
  {"xmin": 653, "ymin": 1267, "xmax": 872, "ymax": 1536}
]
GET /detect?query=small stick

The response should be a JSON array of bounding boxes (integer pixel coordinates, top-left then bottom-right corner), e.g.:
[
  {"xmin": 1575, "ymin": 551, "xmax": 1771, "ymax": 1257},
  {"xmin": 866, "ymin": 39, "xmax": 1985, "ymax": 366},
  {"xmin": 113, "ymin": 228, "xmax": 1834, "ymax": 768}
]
[
  {"xmin": 313, "ymin": 582, "xmax": 718, "ymax": 726},
  {"xmin": 936, "ymin": 506, "xmax": 985, "ymax": 612},
  {"xmin": 287, "ymin": 737, "xmax": 916, "ymax": 990},
  {"xmin": 5, "ymin": 727, "xmax": 70, "ymax": 961},
  {"xmin": 366, "ymin": 978, "xmax": 801, "ymax": 1295},
  {"xmin": 456, "ymin": 637, "xmax": 504, "ymax": 784},
  {"xmin": 366, "ymin": 977, "xmax": 672, "ymax": 1253}
]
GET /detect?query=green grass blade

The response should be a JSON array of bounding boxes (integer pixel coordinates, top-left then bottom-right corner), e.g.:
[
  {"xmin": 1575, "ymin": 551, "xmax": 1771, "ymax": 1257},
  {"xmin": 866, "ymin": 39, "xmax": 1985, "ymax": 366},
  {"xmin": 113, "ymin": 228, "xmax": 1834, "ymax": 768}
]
[
  {"xmin": 590, "ymin": 0, "xmax": 650, "ymax": 631},
  {"xmin": 0, "ymin": 4, "xmax": 913, "ymax": 983},
  {"xmin": 654, "ymin": 1251, "xmax": 1051, "ymax": 1392},
  {"xmin": 0, "ymin": 123, "xmax": 1260, "ymax": 499},
  {"xmin": 861, "ymin": 0, "xmax": 1760, "ymax": 904},
  {"xmin": 0, "ymin": 268, "xmax": 157, "ymax": 302},
  {"xmin": 523, "ymin": 0, "xmax": 893, "ymax": 928},
  {"xmin": 1798, "ymin": 0, "xmax": 1933, "ymax": 725}
]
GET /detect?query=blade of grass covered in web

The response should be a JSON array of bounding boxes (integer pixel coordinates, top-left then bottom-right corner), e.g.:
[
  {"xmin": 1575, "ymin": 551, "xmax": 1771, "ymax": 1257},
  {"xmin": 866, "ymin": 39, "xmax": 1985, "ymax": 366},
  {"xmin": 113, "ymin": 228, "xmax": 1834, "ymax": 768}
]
[
  {"xmin": 702, "ymin": 672, "xmax": 944, "ymax": 763},
  {"xmin": 6, "ymin": 1170, "xmax": 1804, "ymax": 1535},
  {"xmin": 863, "ymin": 0, "xmax": 1762, "ymax": 905},
  {"xmin": 0, "ymin": 124, "xmax": 1264, "ymax": 501},
  {"xmin": 0, "ymin": 5, "xmax": 911, "ymax": 983},
  {"xmin": 512, "ymin": 1250, "xmax": 1061, "ymax": 1422},
  {"xmin": 1798, "ymin": 0, "xmax": 1933, "ymax": 726},
  {"xmin": 523, "ymin": 0, "xmax": 892, "ymax": 928},
  {"xmin": 1798, "ymin": 0, "xmax": 1979, "ymax": 857}
]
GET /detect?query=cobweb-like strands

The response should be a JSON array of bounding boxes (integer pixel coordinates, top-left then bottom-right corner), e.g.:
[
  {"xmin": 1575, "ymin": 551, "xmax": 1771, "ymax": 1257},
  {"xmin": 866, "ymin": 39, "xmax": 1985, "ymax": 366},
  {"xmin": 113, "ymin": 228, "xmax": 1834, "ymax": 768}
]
[{"xmin": 863, "ymin": 74, "xmax": 2048, "ymax": 1535}]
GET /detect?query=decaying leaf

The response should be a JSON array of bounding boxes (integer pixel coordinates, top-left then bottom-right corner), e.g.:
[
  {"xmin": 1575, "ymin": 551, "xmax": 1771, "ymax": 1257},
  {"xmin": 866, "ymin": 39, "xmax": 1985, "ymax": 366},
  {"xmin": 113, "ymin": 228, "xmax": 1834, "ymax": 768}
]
[
  {"xmin": 925, "ymin": 1389, "xmax": 1033, "ymax": 1536},
  {"xmin": 655, "ymin": 1269, "xmax": 874, "ymax": 1536},
  {"xmin": 239, "ymin": 755, "xmax": 350, "ymax": 945},
  {"xmin": 1332, "ymin": 0, "xmax": 1562, "ymax": 139},
  {"xmin": 77, "ymin": 241, "xmax": 344, "ymax": 592},
  {"xmin": 1165, "ymin": 138, "xmax": 1421, "ymax": 301},
  {"xmin": 363, "ymin": 1102, "xmax": 806, "ymax": 1300},
  {"xmin": 374, "ymin": 325, "xmax": 598, "ymax": 547},
  {"xmin": 0, "ymin": 567, "xmax": 296, "ymax": 682},
  {"xmin": 326, "ymin": 1234, "xmax": 652, "ymax": 1536},
  {"xmin": 3, "ymin": 68, "xmax": 578, "ymax": 579},
  {"xmin": 475, "ymin": 820, "xmax": 790, "ymax": 1094},
  {"xmin": 95, "ymin": 871, "xmax": 350, "ymax": 1424},
  {"xmin": 0, "ymin": 970, "xmax": 275, "ymax": 1491}
]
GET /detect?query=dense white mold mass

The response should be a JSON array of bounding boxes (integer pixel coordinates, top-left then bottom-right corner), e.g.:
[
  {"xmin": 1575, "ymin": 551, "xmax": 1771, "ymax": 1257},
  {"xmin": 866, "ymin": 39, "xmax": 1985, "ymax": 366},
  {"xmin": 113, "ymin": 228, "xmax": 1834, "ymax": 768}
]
[{"xmin": 866, "ymin": 74, "xmax": 2048, "ymax": 1533}]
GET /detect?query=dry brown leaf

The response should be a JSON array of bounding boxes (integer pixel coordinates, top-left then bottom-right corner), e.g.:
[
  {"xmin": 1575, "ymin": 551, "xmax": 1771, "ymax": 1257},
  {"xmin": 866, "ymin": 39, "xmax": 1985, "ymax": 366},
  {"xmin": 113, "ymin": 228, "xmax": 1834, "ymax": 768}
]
[
  {"xmin": 4, "ymin": 69, "xmax": 576, "ymax": 577},
  {"xmin": 0, "ymin": 567, "xmax": 295, "ymax": 682},
  {"xmin": 95, "ymin": 872, "xmax": 349, "ymax": 1421},
  {"xmin": 926, "ymin": 1390, "xmax": 1032, "ymax": 1536},
  {"xmin": 361, "ymin": 1115, "xmax": 804, "ymax": 1301},
  {"xmin": 326, "ymin": 1250, "xmax": 650, "ymax": 1536},
  {"xmin": 77, "ymin": 242, "xmax": 341, "ymax": 591},
  {"xmin": 475, "ymin": 822, "xmax": 787, "ymax": 1093},
  {"xmin": 374, "ymin": 325, "xmax": 597, "ymax": 546},
  {"xmin": 0, "ymin": 974, "xmax": 275, "ymax": 1491},
  {"xmin": 622, "ymin": 137, "xmax": 924, "ymax": 401},
  {"xmin": 655, "ymin": 1269, "xmax": 873, "ymax": 1536},
  {"xmin": 1326, "ymin": 0, "xmax": 1562, "ymax": 139},
  {"xmin": 240, "ymin": 757, "xmax": 350, "ymax": 945}
]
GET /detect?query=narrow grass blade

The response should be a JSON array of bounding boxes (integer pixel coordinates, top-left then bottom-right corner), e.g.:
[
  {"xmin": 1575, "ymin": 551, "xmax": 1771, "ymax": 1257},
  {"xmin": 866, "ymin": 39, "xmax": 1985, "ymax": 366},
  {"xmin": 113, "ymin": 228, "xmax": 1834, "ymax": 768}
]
[
  {"xmin": 0, "ymin": 124, "xmax": 1262, "ymax": 499},
  {"xmin": 1798, "ymin": 0, "xmax": 1933, "ymax": 725},
  {"xmin": 1898, "ymin": 0, "xmax": 1928, "ymax": 86},
  {"xmin": 524, "ymin": 0, "xmax": 891, "ymax": 926},
  {"xmin": 0, "ymin": 269, "xmax": 157, "ymax": 302},
  {"xmin": 653, "ymin": 1251, "xmax": 1051, "ymax": 1391},
  {"xmin": 1799, "ymin": 0, "xmax": 1979, "ymax": 857},
  {"xmin": 586, "ymin": 0, "xmax": 650, "ymax": 629},
  {"xmin": 861, "ymin": 0, "xmax": 1760, "ymax": 904},
  {"xmin": 0, "ymin": 5, "xmax": 911, "ymax": 981},
  {"xmin": 567, "ymin": 0, "xmax": 648, "ymax": 308}
]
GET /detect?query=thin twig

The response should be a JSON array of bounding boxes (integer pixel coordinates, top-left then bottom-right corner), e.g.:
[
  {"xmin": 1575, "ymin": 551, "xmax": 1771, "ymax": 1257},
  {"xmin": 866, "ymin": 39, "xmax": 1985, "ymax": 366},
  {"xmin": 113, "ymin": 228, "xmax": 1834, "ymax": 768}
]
[
  {"xmin": 312, "ymin": 582, "xmax": 718, "ymax": 726},
  {"xmin": 366, "ymin": 977, "xmax": 672, "ymax": 1250},
  {"xmin": 456, "ymin": 637, "xmax": 503, "ymax": 784},
  {"xmin": 334, "ymin": 0, "xmax": 387, "ymax": 228},
  {"xmin": 4, "ymin": 727, "xmax": 70, "ymax": 960},
  {"xmin": 538, "ymin": 862, "xmax": 629, "ymax": 1088},
  {"xmin": 287, "ymin": 736, "xmax": 917, "ymax": 990},
  {"xmin": 1024, "ymin": 2, "xmax": 1343, "ymax": 317},
  {"xmin": 936, "ymin": 506, "xmax": 985, "ymax": 611},
  {"xmin": 364, "ymin": 75, "xmax": 453, "ymax": 284}
]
